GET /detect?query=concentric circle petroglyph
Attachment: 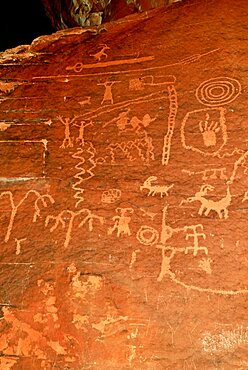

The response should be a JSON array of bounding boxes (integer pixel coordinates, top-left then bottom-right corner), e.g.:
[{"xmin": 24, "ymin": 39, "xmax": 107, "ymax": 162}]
[
  {"xmin": 196, "ymin": 77, "xmax": 241, "ymax": 106},
  {"xmin": 136, "ymin": 225, "xmax": 159, "ymax": 246}
]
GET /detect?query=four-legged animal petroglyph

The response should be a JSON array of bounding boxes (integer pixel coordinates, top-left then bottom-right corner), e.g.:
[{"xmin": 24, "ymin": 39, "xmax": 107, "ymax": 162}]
[
  {"xmin": 140, "ymin": 208, "xmax": 157, "ymax": 221},
  {"xmin": 180, "ymin": 184, "xmax": 231, "ymax": 219},
  {"xmin": 108, "ymin": 208, "xmax": 134, "ymax": 237},
  {"xmin": 79, "ymin": 96, "xmax": 91, "ymax": 106},
  {"xmin": 140, "ymin": 176, "xmax": 174, "ymax": 198},
  {"xmin": 90, "ymin": 44, "xmax": 110, "ymax": 62}
]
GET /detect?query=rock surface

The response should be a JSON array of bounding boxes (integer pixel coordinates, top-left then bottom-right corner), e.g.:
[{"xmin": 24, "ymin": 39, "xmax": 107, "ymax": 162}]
[
  {"xmin": 0, "ymin": 0, "xmax": 248, "ymax": 368},
  {"xmin": 41, "ymin": 0, "xmax": 182, "ymax": 28}
]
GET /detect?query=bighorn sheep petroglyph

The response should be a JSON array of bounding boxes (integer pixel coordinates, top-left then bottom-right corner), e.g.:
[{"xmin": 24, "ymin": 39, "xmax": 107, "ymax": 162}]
[
  {"xmin": 180, "ymin": 184, "xmax": 231, "ymax": 219},
  {"xmin": 90, "ymin": 44, "xmax": 110, "ymax": 62},
  {"xmin": 140, "ymin": 176, "xmax": 174, "ymax": 198}
]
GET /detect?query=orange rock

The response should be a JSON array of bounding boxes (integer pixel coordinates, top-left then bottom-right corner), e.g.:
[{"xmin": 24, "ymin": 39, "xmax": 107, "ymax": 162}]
[{"xmin": 0, "ymin": 0, "xmax": 248, "ymax": 368}]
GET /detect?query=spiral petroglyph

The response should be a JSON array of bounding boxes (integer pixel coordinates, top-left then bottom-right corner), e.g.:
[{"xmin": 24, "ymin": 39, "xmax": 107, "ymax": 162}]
[{"xmin": 196, "ymin": 77, "xmax": 241, "ymax": 106}]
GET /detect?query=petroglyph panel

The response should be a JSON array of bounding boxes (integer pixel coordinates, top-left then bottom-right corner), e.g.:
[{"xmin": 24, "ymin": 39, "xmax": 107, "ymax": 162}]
[{"xmin": 0, "ymin": 0, "xmax": 248, "ymax": 369}]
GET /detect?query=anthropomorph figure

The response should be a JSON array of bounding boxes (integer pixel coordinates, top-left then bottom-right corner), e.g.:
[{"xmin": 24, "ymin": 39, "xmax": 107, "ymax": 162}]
[
  {"xmin": 108, "ymin": 208, "xmax": 134, "ymax": 237},
  {"xmin": 98, "ymin": 81, "xmax": 120, "ymax": 105}
]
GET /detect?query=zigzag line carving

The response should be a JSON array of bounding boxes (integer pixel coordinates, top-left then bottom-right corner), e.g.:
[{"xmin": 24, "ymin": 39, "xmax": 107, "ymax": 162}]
[{"xmin": 72, "ymin": 142, "xmax": 97, "ymax": 208}]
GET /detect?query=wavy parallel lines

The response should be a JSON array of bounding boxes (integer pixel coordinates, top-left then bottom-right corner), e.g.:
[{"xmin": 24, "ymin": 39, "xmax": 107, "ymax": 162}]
[{"xmin": 72, "ymin": 142, "xmax": 97, "ymax": 208}]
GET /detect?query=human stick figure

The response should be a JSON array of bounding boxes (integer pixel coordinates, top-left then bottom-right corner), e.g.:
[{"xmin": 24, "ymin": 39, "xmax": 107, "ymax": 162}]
[
  {"xmin": 57, "ymin": 115, "xmax": 79, "ymax": 149},
  {"xmin": 73, "ymin": 120, "xmax": 93, "ymax": 146},
  {"xmin": 98, "ymin": 81, "xmax": 120, "ymax": 105}
]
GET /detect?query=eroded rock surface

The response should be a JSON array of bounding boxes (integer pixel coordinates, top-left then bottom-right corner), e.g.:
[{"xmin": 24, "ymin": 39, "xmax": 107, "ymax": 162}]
[
  {"xmin": 41, "ymin": 0, "xmax": 182, "ymax": 28},
  {"xmin": 0, "ymin": 0, "xmax": 248, "ymax": 368}
]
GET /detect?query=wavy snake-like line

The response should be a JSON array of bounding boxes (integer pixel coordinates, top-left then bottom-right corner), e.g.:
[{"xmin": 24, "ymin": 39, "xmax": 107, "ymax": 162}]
[{"xmin": 72, "ymin": 143, "xmax": 97, "ymax": 208}]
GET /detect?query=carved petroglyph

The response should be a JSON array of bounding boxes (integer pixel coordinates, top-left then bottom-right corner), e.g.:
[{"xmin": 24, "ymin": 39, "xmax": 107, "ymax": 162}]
[
  {"xmin": 157, "ymin": 208, "xmax": 207, "ymax": 281},
  {"xmin": 129, "ymin": 74, "xmax": 176, "ymax": 91},
  {"xmin": 140, "ymin": 176, "xmax": 174, "ymax": 198},
  {"xmin": 129, "ymin": 249, "xmax": 141, "ymax": 269},
  {"xmin": 136, "ymin": 225, "xmax": 159, "ymax": 246},
  {"xmin": 228, "ymin": 150, "xmax": 248, "ymax": 184},
  {"xmin": 199, "ymin": 258, "xmax": 212, "ymax": 274},
  {"xmin": 242, "ymin": 191, "xmax": 248, "ymax": 203},
  {"xmin": 201, "ymin": 326, "xmax": 248, "ymax": 354},
  {"xmin": 81, "ymin": 90, "xmax": 166, "ymax": 124},
  {"xmin": 181, "ymin": 150, "xmax": 248, "ymax": 219},
  {"xmin": 90, "ymin": 44, "xmax": 110, "ymax": 62},
  {"xmin": 199, "ymin": 113, "xmax": 220, "ymax": 147},
  {"xmin": 140, "ymin": 208, "xmax": 157, "ymax": 220},
  {"xmin": 184, "ymin": 225, "xmax": 207, "ymax": 256},
  {"xmin": 129, "ymin": 78, "xmax": 145, "ymax": 91},
  {"xmin": 0, "ymin": 122, "xmax": 11, "ymax": 131},
  {"xmin": 66, "ymin": 56, "xmax": 155, "ymax": 72},
  {"xmin": 101, "ymin": 189, "xmax": 122, "ymax": 204},
  {"xmin": 72, "ymin": 142, "xmax": 98, "ymax": 208},
  {"xmin": 78, "ymin": 96, "xmax": 91, "ymax": 106},
  {"xmin": 104, "ymin": 110, "xmax": 157, "ymax": 134},
  {"xmin": 45, "ymin": 209, "xmax": 104, "ymax": 248},
  {"xmin": 0, "ymin": 190, "xmax": 54, "ymax": 243},
  {"xmin": 73, "ymin": 120, "xmax": 93, "ymax": 146},
  {"xmin": 15, "ymin": 238, "xmax": 26, "ymax": 255},
  {"xmin": 196, "ymin": 77, "xmax": 241, "ymax": 107},
  {"xmin": 182, "ymin": 167, "xmax": 228, "ymax": 181},
  {"xmin": 107, "ymin": 131, "xmax": 154, "ymax": 164},
  {"xmin": 44, "ymin": 118, "xmax": 52, "ymax": 126},
  {"xmin": 162, "ymin": 84, "xmax": 178, "ymax": 165},
  {"xmin": 0, "ymin": 81, "xmax": 21, "ymax": 94},
  {"xmin": 108, "ymin": 208, "xmax": 134, "ymax": 237},
  {"xmin": 181, "ymin": 107, "xmax": 227, "ymax": 156},
  {"xmin": 104, "ymin": 110, "xmax": 129, "ymax": 129},
  {"xmin": 98, "ymin": 81, "xmax": 120, "ymax": 105},
  {"xmin": 180, "ymin": 184, "xmax": 231, "ymax": 219},
  {"xmin": 136, "ymin": 206, "xmax": 207, "ymax": 283},
  {"xmin": 57, "ymin": 115, "xmax": 79, "ymax": 149}
]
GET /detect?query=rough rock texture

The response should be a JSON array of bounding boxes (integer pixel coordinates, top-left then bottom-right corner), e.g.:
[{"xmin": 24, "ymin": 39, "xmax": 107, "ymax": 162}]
[
  {"xmin": 0, "ymin": 0, "xmax": 248, "ymax": 368},
  {"xmin": 41, "ymin": 0, "xmax": 182, "ymax": 29}
]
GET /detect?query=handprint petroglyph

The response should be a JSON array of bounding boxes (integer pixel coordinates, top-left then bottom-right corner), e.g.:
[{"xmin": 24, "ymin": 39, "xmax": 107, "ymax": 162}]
[{"xmin": 199, "ymin": 113, "xmax": 220, "ymax": 147}]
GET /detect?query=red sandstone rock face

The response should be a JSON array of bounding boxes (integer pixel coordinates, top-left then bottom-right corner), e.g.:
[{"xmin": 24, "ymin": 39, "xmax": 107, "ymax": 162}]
[{"xmin": 0, "ymin": 0, "xmax": 248, "ymax": 368}]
